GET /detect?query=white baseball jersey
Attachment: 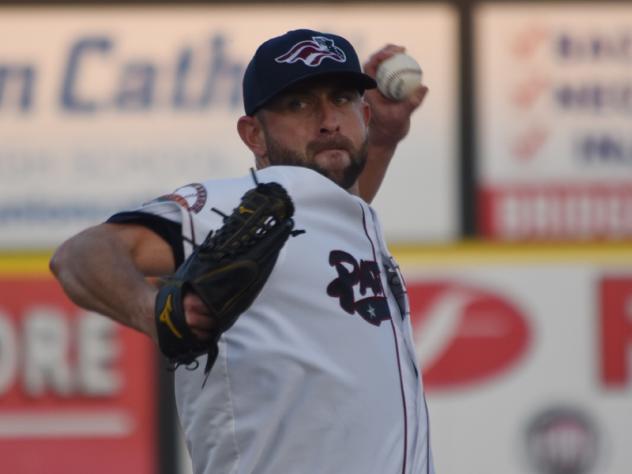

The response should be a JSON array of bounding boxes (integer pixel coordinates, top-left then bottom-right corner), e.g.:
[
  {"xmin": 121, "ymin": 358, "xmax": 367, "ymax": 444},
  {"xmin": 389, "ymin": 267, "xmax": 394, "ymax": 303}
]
[{"xmin": 115, "ymin": 166, "xmax": 434, "ymax": 474}]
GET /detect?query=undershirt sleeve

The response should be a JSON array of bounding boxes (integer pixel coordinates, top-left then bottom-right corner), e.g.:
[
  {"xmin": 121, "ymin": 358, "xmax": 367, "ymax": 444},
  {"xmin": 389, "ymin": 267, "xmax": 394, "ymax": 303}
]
[{"xmin": 106, "ymin": 211, "xmax": 185, "ymax": 267}]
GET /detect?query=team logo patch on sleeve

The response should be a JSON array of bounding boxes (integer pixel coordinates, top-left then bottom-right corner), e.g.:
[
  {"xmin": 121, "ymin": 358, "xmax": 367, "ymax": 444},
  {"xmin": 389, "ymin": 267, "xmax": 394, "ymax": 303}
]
[
  {"xmin": 326, "ymin": 250, "xmax": 391, "ymax": 326},
  {"xmin": 275, "ymin": 36, "xmax": 347, "ymax": 67},
  {"xmin": 151, "ymin": 183, "xmax": 208, "ymax": 214}
]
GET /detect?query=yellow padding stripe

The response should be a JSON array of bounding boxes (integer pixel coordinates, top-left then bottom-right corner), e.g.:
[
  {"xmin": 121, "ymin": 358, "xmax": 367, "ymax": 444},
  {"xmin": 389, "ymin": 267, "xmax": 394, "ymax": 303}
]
[
  {"xmin": 390, "ymin": 241, "xmax": 632, "ymax": 266},
  {"xmin": 0, "ymin": 253, "xmax": 53, "ymax": 276},
  {"xmin": 1, "ymin": 241, "xmax": 631, "ymax": 276}
]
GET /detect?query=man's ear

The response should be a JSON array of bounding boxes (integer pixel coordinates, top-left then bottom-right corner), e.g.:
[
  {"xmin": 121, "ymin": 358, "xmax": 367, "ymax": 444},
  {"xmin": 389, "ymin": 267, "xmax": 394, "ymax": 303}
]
[{"xmin": 237, "ymin": 115, "xmax": 269, "ymax": 167}]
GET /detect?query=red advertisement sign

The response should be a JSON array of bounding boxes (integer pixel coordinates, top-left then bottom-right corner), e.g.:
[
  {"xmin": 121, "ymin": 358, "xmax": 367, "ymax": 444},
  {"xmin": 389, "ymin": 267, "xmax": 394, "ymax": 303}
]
[
  {"xmin": 480, "ymin": 184, "xmax": 632, "ymax": 240},
  {"xmin": 409, "ymin": 281, "xmax": 531, "ymax": 390},
  {"xmin": 600, "ymin": 276, "xmax": 632, "ymax": 388},
  {"xmin": 0, "ymin": 277, "xmax": 156, "ymax": 474}
]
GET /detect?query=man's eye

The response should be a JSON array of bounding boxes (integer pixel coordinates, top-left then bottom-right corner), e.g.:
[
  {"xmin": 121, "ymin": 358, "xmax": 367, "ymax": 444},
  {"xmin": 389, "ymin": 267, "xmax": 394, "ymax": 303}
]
[
  {"xmin": 287, "ymin": 98, "xmax": 308, "ymax": 111},
  {"xmin": 333, "ymin": 92, "xmax": 354, "ymax": 105}
]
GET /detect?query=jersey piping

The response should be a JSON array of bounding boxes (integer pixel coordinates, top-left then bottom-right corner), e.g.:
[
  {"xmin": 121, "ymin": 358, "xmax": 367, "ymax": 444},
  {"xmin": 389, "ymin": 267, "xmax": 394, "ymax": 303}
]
[{"xmin": 359, "ymin": 201, "xmax": 408, "ymax": 474}]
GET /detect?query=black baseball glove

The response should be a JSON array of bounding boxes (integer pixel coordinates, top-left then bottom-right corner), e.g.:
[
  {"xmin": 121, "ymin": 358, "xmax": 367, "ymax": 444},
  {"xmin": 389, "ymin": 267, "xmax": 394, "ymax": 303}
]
[{"xmin": 154, "ymin": 177, "xmax": 302, "ymax": 375}]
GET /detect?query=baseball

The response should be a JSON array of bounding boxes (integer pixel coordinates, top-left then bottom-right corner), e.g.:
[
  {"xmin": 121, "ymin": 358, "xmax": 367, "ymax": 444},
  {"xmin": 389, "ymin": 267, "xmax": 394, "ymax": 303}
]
[{"xmin": 375, "ymin": 53, "xmax": 423, "ymax": 101}]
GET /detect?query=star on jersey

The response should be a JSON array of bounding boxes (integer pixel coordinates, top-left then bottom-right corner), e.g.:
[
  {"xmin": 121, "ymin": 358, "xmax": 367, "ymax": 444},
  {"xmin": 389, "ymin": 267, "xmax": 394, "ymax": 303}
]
[{"xmin": 326, "ymin": 250, "xmax": 391, "ymax": 326}]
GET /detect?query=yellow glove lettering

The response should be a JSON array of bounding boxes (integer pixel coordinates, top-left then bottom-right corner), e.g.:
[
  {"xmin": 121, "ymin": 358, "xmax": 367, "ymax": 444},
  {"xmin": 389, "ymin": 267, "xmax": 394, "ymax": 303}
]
[{"xmin": 159, "ymin": 294, "xmax": 183, "ymax": 339}]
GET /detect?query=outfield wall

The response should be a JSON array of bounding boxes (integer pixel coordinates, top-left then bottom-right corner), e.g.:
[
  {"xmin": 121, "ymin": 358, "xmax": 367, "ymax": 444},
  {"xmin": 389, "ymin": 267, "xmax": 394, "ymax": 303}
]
[{"xmin": 2, "ymin": 243, "xmax": 630, "ymax": 474}]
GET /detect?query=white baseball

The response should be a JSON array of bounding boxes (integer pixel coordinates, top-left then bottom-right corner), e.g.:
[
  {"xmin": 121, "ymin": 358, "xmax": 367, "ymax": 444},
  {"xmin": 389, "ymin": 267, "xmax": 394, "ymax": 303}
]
[{"xmin": 375, "ymin": 53, "xmax": 423, "ymax": 101}]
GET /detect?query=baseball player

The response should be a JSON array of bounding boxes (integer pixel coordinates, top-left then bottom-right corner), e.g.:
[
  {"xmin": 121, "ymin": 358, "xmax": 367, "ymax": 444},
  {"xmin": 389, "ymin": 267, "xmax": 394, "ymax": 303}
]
[{"xmin": 51, "ymin": 29, "xmax": 434, "ymax": 473}]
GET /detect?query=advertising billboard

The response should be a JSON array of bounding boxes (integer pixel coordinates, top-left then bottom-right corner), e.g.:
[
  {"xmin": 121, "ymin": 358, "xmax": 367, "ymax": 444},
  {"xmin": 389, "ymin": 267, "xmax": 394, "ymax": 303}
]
[
  {"xmin": 476, "ymin": 3, "xmax": 632, "ymax": 240},
  {"xmin": 0, "ymin": 4, "xmax": 458, "ymax": 248},
  {"xmin": 397, "ymin": 243, "xmax": 632, "ymax": 474},
  {"xmin": 0, "ymin": 257, "xmax": 157, "ymax": 474}
]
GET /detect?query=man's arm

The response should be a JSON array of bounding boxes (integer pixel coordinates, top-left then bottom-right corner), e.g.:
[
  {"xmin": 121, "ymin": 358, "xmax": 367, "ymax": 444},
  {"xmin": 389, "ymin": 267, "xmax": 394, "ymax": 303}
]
[
  {"xmin": 49, "ymin": 223, "xmax": 176, "ymax": 342},
  {"xmin": 359, "ymin": 45, "xmax": 429, "ymax": 203}
]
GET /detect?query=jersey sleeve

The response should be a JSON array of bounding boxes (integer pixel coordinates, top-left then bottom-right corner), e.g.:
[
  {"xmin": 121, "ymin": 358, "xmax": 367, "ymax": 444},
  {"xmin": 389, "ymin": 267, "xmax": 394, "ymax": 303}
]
[
  {"xmin": 106, "ymin": 182, "xmax": 219, "ymax": 266},
  {"xmin": 106, "ymin": 211, "xmax": 185, "ymax": 267}
]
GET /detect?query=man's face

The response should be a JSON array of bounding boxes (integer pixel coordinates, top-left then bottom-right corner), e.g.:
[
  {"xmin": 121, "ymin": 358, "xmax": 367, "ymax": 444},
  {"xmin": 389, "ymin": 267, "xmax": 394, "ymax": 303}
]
[{"xmin": 256, "ymin": 77, "xmax": 371, "ymax": 190}]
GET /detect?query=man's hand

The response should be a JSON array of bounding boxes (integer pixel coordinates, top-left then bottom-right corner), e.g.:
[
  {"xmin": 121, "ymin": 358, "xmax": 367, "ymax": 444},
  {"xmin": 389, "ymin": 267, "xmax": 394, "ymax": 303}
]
[
  {"xmin": 363, "ymin": 44, "xmax": 429, "ymax": 150},
  {"xmin": 358, "ymin": 44, "xmax": 429, "ymax": 203}
]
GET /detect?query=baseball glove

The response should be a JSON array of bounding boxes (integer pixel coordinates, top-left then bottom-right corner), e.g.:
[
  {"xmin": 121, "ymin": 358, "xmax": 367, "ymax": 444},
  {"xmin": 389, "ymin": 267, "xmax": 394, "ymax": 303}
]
[{"xmin": 154, "ymin": 178, "xmax": 301, "ymax": 375}]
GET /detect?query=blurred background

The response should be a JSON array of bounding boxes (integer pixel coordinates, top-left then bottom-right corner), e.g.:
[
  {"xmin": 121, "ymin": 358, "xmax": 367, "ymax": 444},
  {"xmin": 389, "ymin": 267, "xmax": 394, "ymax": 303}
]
[{"xmin": 0, "ymin": 1, "xmax": 630, "ymax": 473}]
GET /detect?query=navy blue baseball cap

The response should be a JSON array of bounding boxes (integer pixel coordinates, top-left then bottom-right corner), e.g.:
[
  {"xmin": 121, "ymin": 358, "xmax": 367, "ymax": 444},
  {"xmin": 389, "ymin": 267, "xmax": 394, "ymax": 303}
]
[{"xmin": 243, "ymin": 29, "xmax": 377, "ymax": 116}]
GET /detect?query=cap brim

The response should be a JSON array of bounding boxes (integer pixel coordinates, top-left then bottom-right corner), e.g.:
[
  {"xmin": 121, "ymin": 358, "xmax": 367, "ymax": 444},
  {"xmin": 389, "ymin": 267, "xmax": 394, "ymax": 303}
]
[{"xmin": 247, "ymin": 71, "xmax": 377, "ymax": 116}]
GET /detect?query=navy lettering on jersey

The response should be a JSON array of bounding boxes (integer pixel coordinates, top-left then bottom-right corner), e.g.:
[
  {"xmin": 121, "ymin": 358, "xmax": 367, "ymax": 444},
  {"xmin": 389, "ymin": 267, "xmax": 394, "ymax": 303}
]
[{"xmin": 326, "ymin": 250, "xmax": 391, "ymax": 326}]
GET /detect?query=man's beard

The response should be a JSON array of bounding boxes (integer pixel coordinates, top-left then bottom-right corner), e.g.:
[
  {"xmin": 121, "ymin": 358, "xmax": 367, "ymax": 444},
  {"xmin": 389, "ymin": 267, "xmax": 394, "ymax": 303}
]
[{"xmin": 263, "ymin": 133, "xmax": 368, "ymax": 190}]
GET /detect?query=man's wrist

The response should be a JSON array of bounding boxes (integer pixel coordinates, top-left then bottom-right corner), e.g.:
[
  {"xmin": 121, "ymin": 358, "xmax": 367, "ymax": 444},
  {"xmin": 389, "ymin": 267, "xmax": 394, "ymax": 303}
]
[
  {"xmin": 134, "ymin": 285, "xmax": 159, "ymax": 343},
  {"xmin": 367, "ymin": 140, "xmax": 397, "ymax": 161}
]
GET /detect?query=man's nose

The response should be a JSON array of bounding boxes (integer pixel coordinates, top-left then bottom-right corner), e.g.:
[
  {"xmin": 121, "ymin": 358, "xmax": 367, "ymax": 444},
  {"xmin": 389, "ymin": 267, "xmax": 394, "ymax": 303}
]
[{"xmin": 318, "ymin": 100, "xmax": 341, "ymax": 134}]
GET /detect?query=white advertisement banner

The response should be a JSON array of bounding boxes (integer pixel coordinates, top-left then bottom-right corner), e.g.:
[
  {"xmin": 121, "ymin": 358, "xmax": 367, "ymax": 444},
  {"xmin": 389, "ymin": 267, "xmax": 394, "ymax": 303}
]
[
  {"xmin": 0, "ymin": 5, "xmax": 458, "ymax": 248},
  {"xmin": 475, "ymin": 3, "xmax": 632, "ymax": 240},
  {"xmin": 397, "ymin": 245, "xmax": 632, "ymax": 474}
]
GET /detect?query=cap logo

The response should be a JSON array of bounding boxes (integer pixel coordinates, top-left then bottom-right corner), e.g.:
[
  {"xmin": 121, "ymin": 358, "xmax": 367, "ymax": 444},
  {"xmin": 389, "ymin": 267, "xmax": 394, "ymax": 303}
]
[{"xmin": 275, "ymin": 36, "xmax": 347, "ymax": 67}]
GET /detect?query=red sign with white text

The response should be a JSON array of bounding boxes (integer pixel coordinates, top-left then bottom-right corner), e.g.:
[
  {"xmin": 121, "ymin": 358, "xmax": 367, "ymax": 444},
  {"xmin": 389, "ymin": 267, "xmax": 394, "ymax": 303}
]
[
  {"xmin": 0, "ymin": 277, "xmax": 156, "ymax": 474},
  {"xmin": 480, "ymin": 184, "xmax": 632, "ymax": 240}
]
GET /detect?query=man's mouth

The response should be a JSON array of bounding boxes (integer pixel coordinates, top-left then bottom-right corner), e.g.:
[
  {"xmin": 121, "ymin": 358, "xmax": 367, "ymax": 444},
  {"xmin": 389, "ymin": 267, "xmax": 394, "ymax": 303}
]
[{"xmin": 308, "ymin": 136, "xmax": 354, "ymax": 157}]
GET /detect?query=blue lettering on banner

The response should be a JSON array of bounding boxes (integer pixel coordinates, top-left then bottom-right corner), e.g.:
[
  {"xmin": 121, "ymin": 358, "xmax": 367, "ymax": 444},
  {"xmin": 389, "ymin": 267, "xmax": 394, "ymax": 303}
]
[
  {"xmin": 59, "ymin": 33, "xmax": 244, "ymax": 114},
  {"xmin": 173, "ymin": 46, "xmax": 194, "ymax": 107},
  {"xmin": 0, "ymin": 64, "xmax": 36, "ymax": 112},
  {"xmin": 556, "ymin": 31, "xmax": 632, "ymax": 62},
  {"xmin": 577, "ymin": 134, "xmax": 632, "ymax": 165},
  {"xmin": 61, "ymin": 36, "xmax": 112, "ymax": 112},
  {"xmin": 197, "ymin": 35, "xmax": 243, "ymax": 108},
  {"xmin": 555, "ymin": 82, "xmax": 632, "ymax": 114},
  {"xmin": 116, "ymin": 63, "xmax": 156, "ymax": 110},
  {"xmin": 173, "ymin": 35, "xmax": 243, "ymax": 109}
]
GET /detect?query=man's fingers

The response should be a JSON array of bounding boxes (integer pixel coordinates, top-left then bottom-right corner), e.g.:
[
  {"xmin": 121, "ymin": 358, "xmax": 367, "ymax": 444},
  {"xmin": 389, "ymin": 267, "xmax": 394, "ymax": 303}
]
[
  {"xmin": 405, "ymin": 85, "xmax": 429, "ymax": 111},
  {"xmin": 188, "ymin": 311, "xmax": 216, "ymax": 341},
  {"xmin": 363, "ymin": 44, "xmax": 406, "ymax": 76},
  {"xmin": 183, "ymin": 292, "xmax": 209, "ymax": 315},
  {"xmin": 183, "ymin": 292, "xmax": 217, "ymax": 339},
  {"xmin": 191, "ymin": 327, "xmax": 213, "ymax": 341},
  {"xmin": 366, "ymin": 84, "xmax": 428, "ymax": 112},
  {"xmin": 187, "ymin": 310, "xmax": 215, "ymax": 328}
]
